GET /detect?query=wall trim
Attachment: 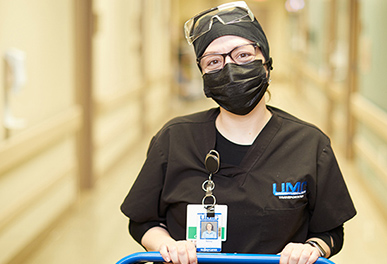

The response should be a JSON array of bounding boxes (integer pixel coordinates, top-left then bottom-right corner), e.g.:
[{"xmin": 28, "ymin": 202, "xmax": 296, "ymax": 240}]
[
  {"xmin": 0, "ymin": 166, "xmax": 76, "ymax": 232},
  {"xmin": 94, "ymin": 87, "xmax": 142, "ymax": 116},
  {"xmin": 351, "ymin": 92, "xmax": 387, "ymax": 143},
  {"xmin": 0, "ymin": 106, "xmax": 82, "ymax": 175}
]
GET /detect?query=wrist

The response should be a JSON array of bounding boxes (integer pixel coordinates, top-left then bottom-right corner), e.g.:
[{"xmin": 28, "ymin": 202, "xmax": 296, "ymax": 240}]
[
  {"xmin": 141, "ymin": 226, "xmax": 174, "ymax": 251},
  {"xmin": 305, "ymin": 240, "xmax": 326, "ymax": 258}
]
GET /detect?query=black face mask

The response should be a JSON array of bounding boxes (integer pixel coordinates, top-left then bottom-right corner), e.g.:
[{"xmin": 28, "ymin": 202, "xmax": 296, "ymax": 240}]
[{"xmin": 203, "ymin": 60, "xmax": 269, "ymax": 115}]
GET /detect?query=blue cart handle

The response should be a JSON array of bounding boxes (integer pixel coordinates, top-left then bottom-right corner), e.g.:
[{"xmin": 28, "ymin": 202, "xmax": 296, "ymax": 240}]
[{"xmin": 116, "ymin": 251, "xmax": 335, "ymax": 264}]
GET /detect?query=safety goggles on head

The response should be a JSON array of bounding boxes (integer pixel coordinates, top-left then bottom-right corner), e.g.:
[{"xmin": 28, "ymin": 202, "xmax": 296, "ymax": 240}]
[{"xmin": 184, "ymin": 1, "xmax": 255, "ymax": 45}]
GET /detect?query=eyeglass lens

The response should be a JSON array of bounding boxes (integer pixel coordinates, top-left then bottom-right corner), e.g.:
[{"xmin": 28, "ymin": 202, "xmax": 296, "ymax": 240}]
[{"xmin": 199, "ymin": 43, "xmax": 257, "ymax": 73}]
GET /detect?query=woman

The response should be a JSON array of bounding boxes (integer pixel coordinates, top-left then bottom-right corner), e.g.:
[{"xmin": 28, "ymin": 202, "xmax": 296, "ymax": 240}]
[
  {"xmin": 202, "ymin": 223, "xmax": 217, "ymax": 239},
  {"xmin": 121, "ymin": 2, "xmax": 356, "ymax": 264}
]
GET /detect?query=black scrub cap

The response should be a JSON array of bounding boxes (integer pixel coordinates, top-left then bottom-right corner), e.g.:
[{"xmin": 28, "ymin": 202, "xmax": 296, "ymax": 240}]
[{"xmin": 192, "ymin": 10, "xmax": 273, "ymax": 70}]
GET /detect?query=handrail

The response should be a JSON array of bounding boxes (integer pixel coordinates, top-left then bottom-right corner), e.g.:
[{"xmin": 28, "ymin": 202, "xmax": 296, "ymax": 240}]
[
  {"xmin": 0, "ymin": 106, "xmax": 82, "ymax": 175},
  {"xmin": 116, "ymin": 251, "xmax": 335, "ymax": 264}
]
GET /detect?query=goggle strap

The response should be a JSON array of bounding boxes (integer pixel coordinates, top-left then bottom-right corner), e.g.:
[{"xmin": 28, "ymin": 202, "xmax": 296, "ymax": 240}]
[
  {"xmin": 264, "ymin": 58, "xmax": 273, "ymax": 71},
  {"xmin": 217, "ymin": 1, "xmax": 249, "ymax": 11}
]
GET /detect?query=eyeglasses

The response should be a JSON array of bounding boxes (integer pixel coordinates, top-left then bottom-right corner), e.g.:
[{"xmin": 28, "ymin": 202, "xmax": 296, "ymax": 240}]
[
  {"xmin": 197, "ymin": 43, "xmax": 260, "ymax": 73},
  {"xmin": 184, "ymin": 1, "xmax": 255, "ymax": 45}
]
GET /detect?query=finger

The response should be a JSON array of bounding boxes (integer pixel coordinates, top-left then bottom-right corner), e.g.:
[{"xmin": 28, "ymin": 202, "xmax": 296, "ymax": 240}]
[
  {"xmin": 159, "ymin": 244, "xmax": 171, "ymax": 263},
  {"xmin": 279, "ymin": 243, "xmax": 293, "ymax": 264},
  {"xmin": 176, "ymin": 243, "xmax": 189, "ymax": 264},
  {"xmin": 306, "ymin": 248, "xmax": 320, "ymax": 264},
  {"xmin": 298, "ymin": 248, "xmax": 313, "ymax": 264},
  {"xmin": 168, "ymin": 244, "xmax": 180, "ymax": 264},
  {"xmin": 288, "ymin": 246, "xmax": 303, "ymax": 264},
  {"xmin": 304, "ymin": 244, "xmax": 322, "ymax": 264},
  {"xmin": 186, "ymin": 242, "xmax": 197, "ymax": 264}
]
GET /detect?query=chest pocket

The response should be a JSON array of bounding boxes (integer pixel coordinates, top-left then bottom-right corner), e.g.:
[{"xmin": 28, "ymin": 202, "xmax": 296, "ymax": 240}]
[{"xmin": 260, "ymin": 202, "xmax": 309, "ymax": 253}]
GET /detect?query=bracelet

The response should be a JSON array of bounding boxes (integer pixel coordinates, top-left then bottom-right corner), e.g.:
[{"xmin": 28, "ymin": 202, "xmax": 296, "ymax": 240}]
[{"xmin": 306, "ymin": 240, "xmax": 326, "ymax": 257}]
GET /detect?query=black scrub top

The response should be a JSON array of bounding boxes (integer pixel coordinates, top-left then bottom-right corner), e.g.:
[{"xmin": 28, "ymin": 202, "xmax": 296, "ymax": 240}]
[{"xmin": 121, "ymin": 106, "xmax": 356, "ymax": 254}]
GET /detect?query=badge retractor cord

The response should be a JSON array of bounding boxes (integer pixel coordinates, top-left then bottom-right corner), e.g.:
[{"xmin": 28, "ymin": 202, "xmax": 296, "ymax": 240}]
[{"xmin": 202, "ymin": 150, "xmax": 220, "ymax": 217}]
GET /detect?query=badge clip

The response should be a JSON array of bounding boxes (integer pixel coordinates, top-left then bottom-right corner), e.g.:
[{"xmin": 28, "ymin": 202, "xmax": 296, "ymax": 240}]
[{"xmin": 202, "ymin": 150, "xmax": 220, "ymax": 217}]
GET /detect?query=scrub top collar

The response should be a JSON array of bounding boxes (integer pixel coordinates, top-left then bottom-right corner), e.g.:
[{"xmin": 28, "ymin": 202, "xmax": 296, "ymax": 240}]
[{"xmin": 201, "ymin": 106, "xmax": 282, "ymax": 184}]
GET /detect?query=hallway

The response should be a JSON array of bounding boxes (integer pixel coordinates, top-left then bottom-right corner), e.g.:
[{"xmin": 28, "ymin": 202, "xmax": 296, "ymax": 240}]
[
  {"xmin": 1, "ymin": 1, "xmax": 387, "ymax": 264},
  {"xmin": 21, "ymin": 82, "xmax": 387, "ymax": 264}
]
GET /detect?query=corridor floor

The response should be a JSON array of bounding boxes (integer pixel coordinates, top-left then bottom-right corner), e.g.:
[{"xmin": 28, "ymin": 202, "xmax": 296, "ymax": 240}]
[{"xmin": 22, "ymin": 82, "xmax": 387, "ymax": 264}]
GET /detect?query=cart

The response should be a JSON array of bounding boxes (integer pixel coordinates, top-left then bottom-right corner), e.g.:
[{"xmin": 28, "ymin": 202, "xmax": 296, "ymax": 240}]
[{"xmin": 116, "ymin": 251, "xmax": 335, "ymax": 264}]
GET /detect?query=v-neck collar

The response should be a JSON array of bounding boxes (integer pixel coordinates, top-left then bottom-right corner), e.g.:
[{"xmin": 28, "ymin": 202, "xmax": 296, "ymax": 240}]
[
  {"xmin": 205, "ymin": 106, "xmax": 282, "ymax": 183},
  {"xmin": 240, "ymin": 106, "xmax": 282, "ymax": 170}
]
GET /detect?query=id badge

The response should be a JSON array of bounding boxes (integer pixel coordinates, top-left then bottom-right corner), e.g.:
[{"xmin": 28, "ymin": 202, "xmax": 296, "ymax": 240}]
[{"xmin": 186, "ymin": 204, "xmax": 228, "ymax": 252}]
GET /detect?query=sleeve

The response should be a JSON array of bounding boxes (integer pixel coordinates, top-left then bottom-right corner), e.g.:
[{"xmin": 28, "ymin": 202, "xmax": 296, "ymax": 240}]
[
  {"xmin": 129, "ymin": 220, "xmax": 168, "ymax": 245},
  {"xmin": 330, "ymin": 224, "xmax": 344, "ymax": 255},
  {"xmin": 120, "ymin": 135, "xmax": 168, "ymax": 223},
  {"xmin": 308, "ymin": 224, "xmax": 344, "ymax": 257},
  {"xmin": 308, "ymin": 144, "xmax": 356, "ymax": 232}
]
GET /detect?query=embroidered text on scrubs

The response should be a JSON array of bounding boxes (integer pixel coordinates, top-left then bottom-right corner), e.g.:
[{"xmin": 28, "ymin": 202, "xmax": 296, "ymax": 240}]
[{"xmin": 273, "ymin": 181, "xmax": 307, "ymax": 199}]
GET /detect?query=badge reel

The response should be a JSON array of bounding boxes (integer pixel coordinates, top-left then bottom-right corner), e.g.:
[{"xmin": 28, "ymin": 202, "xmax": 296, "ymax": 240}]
[{"xmin": 186, "ymin": 150, "xmax": 228, "ymax": 252}]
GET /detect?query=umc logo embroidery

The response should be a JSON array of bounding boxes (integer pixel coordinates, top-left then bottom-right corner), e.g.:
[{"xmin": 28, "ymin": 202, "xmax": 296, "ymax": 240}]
[{"xmin": 273, "ymin": 181, "xmax": 307, "ymax": 199}]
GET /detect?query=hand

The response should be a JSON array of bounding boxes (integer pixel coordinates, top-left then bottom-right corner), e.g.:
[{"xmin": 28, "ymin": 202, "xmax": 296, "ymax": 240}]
[
  {"xmin": 159, "ymin": 240, "xmax": 197, "ymax": 264},
  {"xmin": 279, "ymin": 242, "xmax": 321, "ymax": 264}
]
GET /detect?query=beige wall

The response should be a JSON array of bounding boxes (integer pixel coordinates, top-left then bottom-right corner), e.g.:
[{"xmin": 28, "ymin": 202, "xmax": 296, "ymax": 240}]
[
  {"xmin": 141, "ymin": 0, "xmax": 174, "ymax": 132},
  {"xmin": 284, "ymin": 0, "xmax": 387, "ymax": 218},
  {"xmin": 0, "ymin": 0, "xmax": 174, "ymax": 263},
  {"xmin": 0, "ymin": 0, "xmax": 75, "ymax": 136},
  {"xmin": 0, "ymin": 1, "xmax": 80, "ymax": 264},
  {"xmin": 92, "ymin": 0, "xmax": 143, "ymax": 179},
  {"xmin": 92, "ymin": 0, "xmax": 174, "ymax": 179}
]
